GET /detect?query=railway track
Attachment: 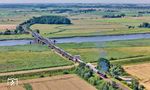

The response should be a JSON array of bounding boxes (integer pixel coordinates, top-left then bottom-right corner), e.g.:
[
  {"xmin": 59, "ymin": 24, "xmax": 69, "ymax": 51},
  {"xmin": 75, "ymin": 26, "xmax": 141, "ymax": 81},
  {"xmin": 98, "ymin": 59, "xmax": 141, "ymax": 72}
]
[
  {"xmin": 30, "ymin": 31, "xmax": 130, "ymax": 90},
  {"xmin": 31, "ymin": 31, "xmax": 107, "ymax": 78}
]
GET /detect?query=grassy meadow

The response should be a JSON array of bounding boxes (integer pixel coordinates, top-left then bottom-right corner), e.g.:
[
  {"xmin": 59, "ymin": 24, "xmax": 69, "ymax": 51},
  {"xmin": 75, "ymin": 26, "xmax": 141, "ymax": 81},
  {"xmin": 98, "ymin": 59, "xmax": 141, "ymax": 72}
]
[
  {"xmin": 1, "ymin": 13, "xmax": 150, "ymax": 40},
  {"xmin": 0, "ymin": 44, "xmax": 73, "ymax": 73},
  {"xmin": 0, "ymin": 39, "xmax": 150, "ymax": 72},
  {"xmin": 58, "ymin": 39, "xmax": 150, "ymax": 64},
  {"xmin": 0, "ymin": 6, "xmax": 150, "ymax": 72},
  {"xmin": 31, "ymin": 16, "xmax": 150, "ymax": 38}
]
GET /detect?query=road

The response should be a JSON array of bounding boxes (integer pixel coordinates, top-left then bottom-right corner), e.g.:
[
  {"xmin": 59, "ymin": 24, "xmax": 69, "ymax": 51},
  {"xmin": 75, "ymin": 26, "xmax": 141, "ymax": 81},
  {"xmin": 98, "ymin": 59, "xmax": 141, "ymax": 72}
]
[{"xmin": 0, "ymin": 65, "xmax": 76, "ymax": 77}]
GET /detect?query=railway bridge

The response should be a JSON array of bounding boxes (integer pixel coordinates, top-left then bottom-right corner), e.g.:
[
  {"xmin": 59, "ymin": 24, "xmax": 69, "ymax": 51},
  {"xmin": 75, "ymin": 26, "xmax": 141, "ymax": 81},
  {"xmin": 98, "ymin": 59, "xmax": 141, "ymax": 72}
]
[{"xmin": 30, "ymin": 31, "xmax": 130, "ymax": 90}]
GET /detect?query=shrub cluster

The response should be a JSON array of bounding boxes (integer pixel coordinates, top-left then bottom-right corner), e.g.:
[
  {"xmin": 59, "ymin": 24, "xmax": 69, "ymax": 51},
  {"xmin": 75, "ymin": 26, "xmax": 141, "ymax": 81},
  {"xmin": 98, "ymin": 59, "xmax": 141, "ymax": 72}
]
[
  {"xmin": 102, "ymin": 13, "xmax": 126, "ymax": 18},
  {"xmin": 75, "ymin": 63, "xmax": 119, "ymax": 90},
  {"xmin": 139, "ymin": 22, "xmax": 150, "ymax": 28}
]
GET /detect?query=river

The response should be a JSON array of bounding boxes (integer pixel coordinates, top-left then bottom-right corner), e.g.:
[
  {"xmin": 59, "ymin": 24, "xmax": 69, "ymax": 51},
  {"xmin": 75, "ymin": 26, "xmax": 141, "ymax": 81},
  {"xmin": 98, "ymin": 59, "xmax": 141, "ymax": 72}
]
[{"xmin": 0, "ymin": 33, "xmax": 150, "ymax": 46}]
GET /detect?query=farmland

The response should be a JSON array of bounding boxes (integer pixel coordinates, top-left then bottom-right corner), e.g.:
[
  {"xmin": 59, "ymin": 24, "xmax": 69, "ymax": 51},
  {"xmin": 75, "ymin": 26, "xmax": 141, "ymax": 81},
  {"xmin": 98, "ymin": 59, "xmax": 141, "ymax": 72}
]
[
  {"xmin": 0, "ymin": 74, "xmax": 96, "ymax": 90},
  {"xmin": 0, "ymin": 39, "xmax": 150, "ymax": 73},
  {"xmin": 124, "ymin": 63, "xmax": 150, "ymax": 90},
  {"xmin": 58, "ymin": 39, "xmax": 150, "ymax": 64},
  {"xmin": 0, "ymin": 25, "xmax": 16, "ymax": 31},
  {"xmin": 31, "ymin": 16, "xmax": 150, "ymax": 38},
  {"xmin": 0, "ymin": 44, "xmax": 73, "ymax": 72},
  {"xmin": 0, "ymin": 3, "xmax": 150, "ymax": 90},
  {"xmin": 1, "ymin": 11, "xmax": 150, "ymax": 40}
]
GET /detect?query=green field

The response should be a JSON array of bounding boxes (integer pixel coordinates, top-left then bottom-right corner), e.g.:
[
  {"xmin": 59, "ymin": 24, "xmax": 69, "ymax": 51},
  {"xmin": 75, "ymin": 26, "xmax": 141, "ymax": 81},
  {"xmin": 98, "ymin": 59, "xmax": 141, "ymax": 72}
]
[
  {"xmin": 1, "ymin": 14, "xmax": 150, "ymax": 40},
  {"xmin": 0, "ymin": 5, "xmax": 150, "ymax": 72},
  {"xmin": 0, "ymin": 44, "xmax": 73, "ymax": 73},
  {"xmin": 30, "ymin": 16, "xmax": 150, "ymax": 38},
  {"xmin": 0, "ymin": 38, "xmax": 150, "ymax": 73},
  {"xmin": 58, "ymin": 39, "xmax": 150, "ymax": 64}
]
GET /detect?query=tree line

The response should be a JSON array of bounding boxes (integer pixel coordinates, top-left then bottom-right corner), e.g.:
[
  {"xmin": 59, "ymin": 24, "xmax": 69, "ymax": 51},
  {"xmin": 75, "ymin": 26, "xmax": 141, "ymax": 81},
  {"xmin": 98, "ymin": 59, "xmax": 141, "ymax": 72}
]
[
  {"xmin": 75, "ymin": 62, "xmax": 119, "ymax": 90},
  {"xmin": 139, "ymin": 22, "xmax": 150, "ymax": 28},
  {"xmin": 76, "ymin": 57, "xmax": 145, "ymax": 90},
  {"xmin": 102, "ymin": 13, "xmax": 126, "ymax": 18},
  {"xmin": 0, "ymin": 16, "xmax": 71, "ymax": 35},
  {"xmin": 16, "ymin": 16, "xmax": 71, "ymax": 33},
  {"xmin": 97, "ymin": 58, "xmax": 145, "ymax": 90}
]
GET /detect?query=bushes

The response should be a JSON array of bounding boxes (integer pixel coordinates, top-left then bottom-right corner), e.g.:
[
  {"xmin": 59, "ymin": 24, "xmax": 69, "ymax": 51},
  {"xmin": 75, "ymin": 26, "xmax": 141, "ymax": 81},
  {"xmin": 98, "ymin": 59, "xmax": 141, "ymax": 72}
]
[
  {"xmin": 109, "ymin": 64, "xmax": 125, "ymax": 78},
  {"xmin": 28, "ymin": 16, "xmax": 71, "ymax": 25},
  {"xmin": 131, "ymin": 79, "xmax": 145, "ymax": 90},
  {"xmin": 75, "ymin": 63, "xmax": 119, "ymax": 90},
  {"xmin": 97, "ymin": 58, "xmax": 110, "ymax": 73},
  {"xmin": 0, "ymin": 29, "xmax": 18, "ymax": 35},
  {"xmin": 139, "ymin": 22, "xmax": 150, "ymax": 28},
  {"xmin": 102, "ymin": 13, "xmax": 126, "ymax": 18},
  {"xmin": 23, "ymin": 83, "xmax": 33, "ymax": 90}
]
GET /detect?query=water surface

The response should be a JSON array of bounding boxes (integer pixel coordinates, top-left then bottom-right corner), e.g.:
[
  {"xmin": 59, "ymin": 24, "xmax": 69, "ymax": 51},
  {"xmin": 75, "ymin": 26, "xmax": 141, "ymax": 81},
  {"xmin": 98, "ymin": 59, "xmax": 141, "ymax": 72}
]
[{"xmin": 0, "ymin": 33, "xmax": 150, "ymax": 46}]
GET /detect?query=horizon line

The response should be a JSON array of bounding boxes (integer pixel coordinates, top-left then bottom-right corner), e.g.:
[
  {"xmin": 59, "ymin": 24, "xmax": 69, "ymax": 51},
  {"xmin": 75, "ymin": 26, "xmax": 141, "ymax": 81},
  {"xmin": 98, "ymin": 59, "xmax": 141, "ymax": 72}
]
[{"xmin": 0, "ymin": 2, "xmax": 149, "ymax": 4}]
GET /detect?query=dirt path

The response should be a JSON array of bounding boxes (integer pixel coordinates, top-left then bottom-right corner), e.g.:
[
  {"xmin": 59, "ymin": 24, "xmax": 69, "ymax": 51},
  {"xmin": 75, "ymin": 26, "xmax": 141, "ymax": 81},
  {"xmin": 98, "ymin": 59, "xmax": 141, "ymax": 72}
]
[
  {"xmin": 0, "ymin": 64, "xmax": 77, "ymax": 77},
  {"xmin": 0, "ymin": 74, "xmax": 96, "ymax": 90}
]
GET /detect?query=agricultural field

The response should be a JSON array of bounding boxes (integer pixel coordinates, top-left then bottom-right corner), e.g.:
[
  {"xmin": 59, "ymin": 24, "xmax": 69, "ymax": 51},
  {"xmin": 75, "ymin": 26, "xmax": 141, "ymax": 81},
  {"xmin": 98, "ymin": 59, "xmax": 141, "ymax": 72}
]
[
  {"xmin": 1, "ymin": 11, "xmax": 150, "ymax": 40},
  {"xmin": 0, "ymin": 8, "xmax": 57, "ymax": 25},
  {"xmin": 31, "ymin": 16, "xmax": 150, "ymax": 38},
  {"xmin": 58, "ymin": 39, "xmax": 150, "ymax": 64},
  {"xmin": 124, "ymin": 63, "xmax": 150, "ymax": 90},
  {"xmin": 0, "ymin": 25, "xmax": 16, "ymax": 31},
  {"xmin": 0, "ymin": 44, "xmax": 73, "ymax": 72},
  {"xmin": 0, "ymin": 74, "xmax": 96, "ymax": 90},
  {"xmin": 86, "ymin": 9, "xmax": 150, "ymax": 16},
  {"xmin": 0, "ymin": 39, "xmax": 150, "ymax": 73},
  {"xmin": 0, "ymin": 3, "xmax": 150, "ymax": 90}
]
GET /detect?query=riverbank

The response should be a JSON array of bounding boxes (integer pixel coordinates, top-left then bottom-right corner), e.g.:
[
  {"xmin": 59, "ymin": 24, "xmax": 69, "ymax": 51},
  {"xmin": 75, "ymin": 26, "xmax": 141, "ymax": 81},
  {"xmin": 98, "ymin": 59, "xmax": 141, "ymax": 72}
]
[
  {"xmin": 0, "ymin": 39, "xmax": 150, "ymax": 73},
  {"xmin": 1, "ymin": 33, "xmax": 150, "ymax": 46},
  {"xmin": 1, "ymin": 32, "xmax": 150, "ymax": 41}
]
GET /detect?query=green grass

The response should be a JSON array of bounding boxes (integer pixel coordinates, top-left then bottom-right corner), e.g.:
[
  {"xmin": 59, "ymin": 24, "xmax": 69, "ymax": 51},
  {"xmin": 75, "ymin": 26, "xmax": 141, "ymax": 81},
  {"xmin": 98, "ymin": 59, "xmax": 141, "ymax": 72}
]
[
  {"xmin": 1, "ymin": 14, "xmax": 150, "ymax": 40},
  {"xmin": 0, "ymin": 39, "xmax": 150, "ymax": 72},
  {"xmin": 0, "ymin": 39, "xmax": 150, "ymax": 73},
  {"xmin": 0, "ymin": 67, "xmax": 75, "ymax": 83},
  {"xmin": 0, "ymin": 7, "xmax": 150, "ymax": 40},
  {"xmin": 30, "ymin": 16, "xmax": 150, "ymax": 39},
  {"xmin": 0, "ymin": 16, "xmax": 150, "ymax": 39},
  {"xmin": 97, "ymin": 18, "xmax": 142, "ymax": 23},
  {"xmin": 58, "ymin": 39, "xmax": 150, "ymax": 48},
  {"xmin": 0, "ymin": 44, "xmax": 73, "ymax": 73},
  {"xmin": 111, "ymin": 56, "xmax": 150, "ymax": 65},
  {"xmin": 0, "ymin": 34, "xmax": 32, "ymax": 40},
  {"xmin": 57, "ymin": 39, "xmax": 150, "ymax": 64}
]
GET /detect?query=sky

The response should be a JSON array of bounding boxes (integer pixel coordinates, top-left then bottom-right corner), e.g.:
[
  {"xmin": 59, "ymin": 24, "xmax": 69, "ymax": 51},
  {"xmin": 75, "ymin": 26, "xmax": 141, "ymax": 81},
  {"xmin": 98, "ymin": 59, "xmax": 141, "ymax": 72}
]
[{"xmin": 0, "ymin": 0, "xmax": 150, "ymax": 4}]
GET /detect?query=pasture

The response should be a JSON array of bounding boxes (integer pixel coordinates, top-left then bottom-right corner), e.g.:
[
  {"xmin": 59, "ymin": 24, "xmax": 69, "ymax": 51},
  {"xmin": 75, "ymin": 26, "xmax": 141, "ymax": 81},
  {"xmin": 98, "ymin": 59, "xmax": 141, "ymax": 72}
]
[
  {"xmin": 0, "ymin": 44, "xmax": 73, "ymax": 73},
  {"xmin": 58, "ymin": 39, "xmax": 150, "ymax": 64},
  {"xmin": 0, "ymin": 39, "xmax": 150, "ymax": 73},
  {"xmin": 1, "ymin": 13, "xmax": 150, "ymax": 40},
  {"xmin": 31, "ymin": 16, "xmax": 150, "ymax": 38}
]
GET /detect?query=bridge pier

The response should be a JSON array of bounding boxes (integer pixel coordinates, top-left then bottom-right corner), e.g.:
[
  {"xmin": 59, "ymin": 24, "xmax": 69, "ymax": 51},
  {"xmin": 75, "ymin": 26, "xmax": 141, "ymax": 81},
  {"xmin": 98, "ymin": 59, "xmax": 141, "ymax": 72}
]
[
  {"xmin": 33, "ymin": 38, "xmax": 45, "ymax": 45},
  {"xmin": 33, "ymin": 38, "xmax": 40, "ymax": 44}
]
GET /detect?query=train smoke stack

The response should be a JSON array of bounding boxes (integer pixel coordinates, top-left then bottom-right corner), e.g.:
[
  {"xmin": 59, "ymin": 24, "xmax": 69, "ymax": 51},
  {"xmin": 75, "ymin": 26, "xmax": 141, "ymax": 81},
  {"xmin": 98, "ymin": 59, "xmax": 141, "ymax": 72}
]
[
  {"xmin": 100, "ymin": 49, "xmax": 107, "ymax": 58},
  {"xmin": 94, "ymin": 41, "xmax": 107, "ymax": 58}
]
